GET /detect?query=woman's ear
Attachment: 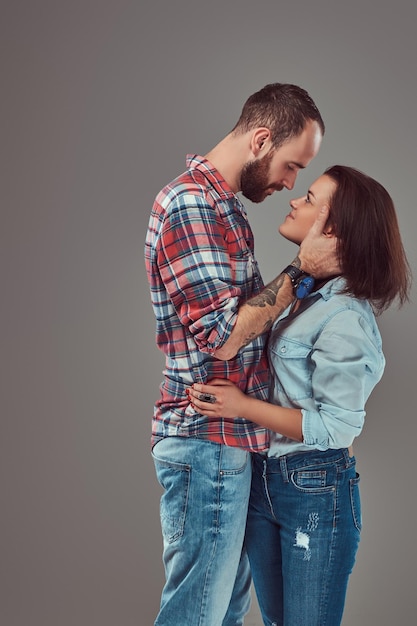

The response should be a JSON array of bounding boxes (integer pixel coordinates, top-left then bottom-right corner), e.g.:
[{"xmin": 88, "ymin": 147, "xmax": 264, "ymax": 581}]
[
  {"xmin": 320, "ymin": 206, "xmax": 335, "ymax": 237},
  {"xmin": 322, "ymin": 220, "xmax": 336, "ymax": 237},
  {"xmin": 323, "ymin": 227, "xmax": 335, "ymax": 237}
]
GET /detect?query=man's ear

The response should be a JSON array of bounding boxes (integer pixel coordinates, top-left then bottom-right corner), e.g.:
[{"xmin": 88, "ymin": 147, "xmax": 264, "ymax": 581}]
[{"xmin": 251, "ymin": 128, "xmax": 271, "ymax": 156}]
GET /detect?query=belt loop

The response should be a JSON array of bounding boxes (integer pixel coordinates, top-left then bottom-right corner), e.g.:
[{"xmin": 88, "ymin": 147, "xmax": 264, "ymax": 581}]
[
  {"xmin": 280, "ymin": 456, "xmax": 289, "ymax": 483},
  {"xmin": 342, "ymin": 448, "xmax": 348, "ymax": 467}
]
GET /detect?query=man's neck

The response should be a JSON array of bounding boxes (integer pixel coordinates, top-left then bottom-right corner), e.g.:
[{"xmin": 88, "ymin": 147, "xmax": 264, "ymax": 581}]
[{"xmin": 205, "ymin": 133, "xmax": 251, "ymax": 194}]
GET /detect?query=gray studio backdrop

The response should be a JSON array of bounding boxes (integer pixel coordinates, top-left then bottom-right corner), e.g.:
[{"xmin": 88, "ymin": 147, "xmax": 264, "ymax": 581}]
[{"xmin": 2, "ymin": 1, "xmax": 416, "ymax": 625}]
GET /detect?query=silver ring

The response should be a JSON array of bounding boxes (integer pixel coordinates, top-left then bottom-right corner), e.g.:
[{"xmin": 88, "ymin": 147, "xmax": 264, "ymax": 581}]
[{"xmin": 199, "ymin": 393, "xmax": 217, "ymax": 404}]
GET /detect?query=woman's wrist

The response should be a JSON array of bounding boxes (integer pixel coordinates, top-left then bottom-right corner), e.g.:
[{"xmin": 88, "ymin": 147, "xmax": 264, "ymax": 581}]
[{"xmin": 241, "ymin": 396, "xmax": 263, "ymax": 422}]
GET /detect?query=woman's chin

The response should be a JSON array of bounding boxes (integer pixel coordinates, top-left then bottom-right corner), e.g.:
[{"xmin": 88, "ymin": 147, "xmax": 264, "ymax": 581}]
[{"xmin": 279, "ymin": 228, "xmax": 300, "ymax": 245}]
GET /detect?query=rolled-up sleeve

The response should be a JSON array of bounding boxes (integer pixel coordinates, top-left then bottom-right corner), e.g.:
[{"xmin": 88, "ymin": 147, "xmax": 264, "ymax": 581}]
[
  {"xmin": 156, "ymin": 193, "xmax": 244, "ymax": 354},
  {"xmin": 302, "ymin": 309, "xmax": 385, "ymax": 449}
]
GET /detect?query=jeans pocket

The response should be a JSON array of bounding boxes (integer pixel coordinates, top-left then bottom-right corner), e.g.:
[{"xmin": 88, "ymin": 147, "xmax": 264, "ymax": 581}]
[
  {"xmin": 290, "ymin": 469, "xmax": 335, "ymax": 493},
  {"xmin": 220, "ymin": 446, "xmax": 249, "ymax": 475},
  {"xmin": 152, "ymin": 456, "xmax": 191, "ymax": 544},
  {"xmin": 349, "ymin": 472, "xmax": 362, "ymax": 531}
]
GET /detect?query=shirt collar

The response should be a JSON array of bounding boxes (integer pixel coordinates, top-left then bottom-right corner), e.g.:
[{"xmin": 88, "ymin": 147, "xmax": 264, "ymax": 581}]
[
  {"xmin": 186, "ymin": 154, "xmax": 236, "ymax": 201},
  {"xmin": 312, "ymin": 276, "xmax": 346, "ymax": 301}
]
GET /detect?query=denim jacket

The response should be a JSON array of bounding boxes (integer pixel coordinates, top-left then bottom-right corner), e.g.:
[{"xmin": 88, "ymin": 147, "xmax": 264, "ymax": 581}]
[{"xmin": 267, "ymin": 276, "xmax": 385, "ymax": 458}]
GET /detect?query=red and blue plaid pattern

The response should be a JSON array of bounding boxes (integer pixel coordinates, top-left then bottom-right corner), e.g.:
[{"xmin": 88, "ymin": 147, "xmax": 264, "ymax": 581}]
[{"xmin": 145, "ymin": 155, "xmax": 270, "ymax": 451}]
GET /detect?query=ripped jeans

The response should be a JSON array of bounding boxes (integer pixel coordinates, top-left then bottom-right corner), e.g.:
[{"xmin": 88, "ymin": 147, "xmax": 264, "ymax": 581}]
[{"xmin": 245, "ymin": 449, "xmax": 361, "ymax": 626}]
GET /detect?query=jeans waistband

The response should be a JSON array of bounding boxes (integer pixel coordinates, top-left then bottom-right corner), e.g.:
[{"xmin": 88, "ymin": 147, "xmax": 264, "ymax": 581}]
[{"xmin": 254, "ymin": 448, "xmax": 354, "ymax": 482}]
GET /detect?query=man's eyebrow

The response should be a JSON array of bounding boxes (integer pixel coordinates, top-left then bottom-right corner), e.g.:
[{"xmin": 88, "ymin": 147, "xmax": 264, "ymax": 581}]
[{"xmin": 291, "ymin": 161, "xmax": 305, "ymax": 169}]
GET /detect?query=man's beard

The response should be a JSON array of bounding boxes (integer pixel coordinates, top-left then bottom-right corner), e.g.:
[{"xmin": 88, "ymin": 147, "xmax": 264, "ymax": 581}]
[{"xmin": 240, "ymin": 150, "xmax": 276, "ymax": 203}]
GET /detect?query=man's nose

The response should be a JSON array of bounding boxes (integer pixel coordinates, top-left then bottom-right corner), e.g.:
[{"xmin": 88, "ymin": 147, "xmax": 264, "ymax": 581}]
[{"xmin": 283, "ymin": 171, "xmax": 297, "ymax": 190}]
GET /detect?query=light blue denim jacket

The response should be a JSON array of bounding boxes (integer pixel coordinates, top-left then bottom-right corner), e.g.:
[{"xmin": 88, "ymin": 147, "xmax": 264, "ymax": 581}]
[{"xmin": 267, "ymin": 276, "xmax": 385, "ymax": 458}]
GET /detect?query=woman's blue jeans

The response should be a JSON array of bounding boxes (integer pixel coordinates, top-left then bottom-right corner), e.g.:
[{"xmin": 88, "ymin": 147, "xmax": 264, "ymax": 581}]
[
  {"xmin": 245, "ymin": 448, "xmax": 361, "ymax": 626},
  {"xmin": 152, "ymin": 437, "xmax": 252, "ymax": 626}
]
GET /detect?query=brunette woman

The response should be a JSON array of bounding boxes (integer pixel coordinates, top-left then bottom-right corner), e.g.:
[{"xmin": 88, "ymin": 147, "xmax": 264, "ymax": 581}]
[{"xmin": 188, "ymin": 165, "xmax": 411, "ymax": 626}]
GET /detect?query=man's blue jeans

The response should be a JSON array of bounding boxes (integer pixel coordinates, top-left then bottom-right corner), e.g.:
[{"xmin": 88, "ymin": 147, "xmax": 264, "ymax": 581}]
[
  {"xmin": 152, "ymin": 437, "xmax": 252, "ymax": 626},
  {"xmin": 245, "ymin": 448, "xmax": 361, "ymax": 626}
]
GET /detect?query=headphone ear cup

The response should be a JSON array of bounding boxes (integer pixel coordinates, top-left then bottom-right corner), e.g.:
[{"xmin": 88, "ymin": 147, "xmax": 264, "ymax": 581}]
[{"xmin": 295, "ymin": 275, "xmax": 315, "ymax": 299}]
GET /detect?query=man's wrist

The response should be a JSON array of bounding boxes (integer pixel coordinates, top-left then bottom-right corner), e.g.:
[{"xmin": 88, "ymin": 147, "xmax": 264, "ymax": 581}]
[
  {"xmin": 281, "ymin": 264, "xmax": 305, "ymax": 284},
  {"xmin": 281, "ymin": 264, "xmax": 315, "ymax": 299}
]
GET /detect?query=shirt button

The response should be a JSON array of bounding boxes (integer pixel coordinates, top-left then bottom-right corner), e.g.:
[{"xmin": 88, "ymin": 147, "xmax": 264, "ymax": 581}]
[{"xmin": 280, "ymin": 346, "xmax": 287, "ymax": 354}]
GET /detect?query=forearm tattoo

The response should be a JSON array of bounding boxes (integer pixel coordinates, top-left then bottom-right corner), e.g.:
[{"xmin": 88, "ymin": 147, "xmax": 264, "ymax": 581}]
[
  {"xmin": 241, "ymin": 331, "xmax": 258, "ymax": 347},
  {"xmin": 240, "ymin": 258, "xmax": 300, "ymax": 347},
  {"xmin": 241, "ymin": 317, "xmax": 274, "ymax": 347},
  {"xmin": 248, "ymin": 274, "xmax": 285, "ymax": 308}
]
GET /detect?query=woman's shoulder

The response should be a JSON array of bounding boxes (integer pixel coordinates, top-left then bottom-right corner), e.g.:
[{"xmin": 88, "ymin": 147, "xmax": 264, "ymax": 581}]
[{"xmin": 320, "ymin": 277, "xmax": 374, "ymax": 314}]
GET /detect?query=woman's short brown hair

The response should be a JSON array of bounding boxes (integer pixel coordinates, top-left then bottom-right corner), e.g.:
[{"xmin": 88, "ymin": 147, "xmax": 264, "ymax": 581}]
[{"xmin": 324, "ymin": 165, "xmax": 411, "ymax": 313}]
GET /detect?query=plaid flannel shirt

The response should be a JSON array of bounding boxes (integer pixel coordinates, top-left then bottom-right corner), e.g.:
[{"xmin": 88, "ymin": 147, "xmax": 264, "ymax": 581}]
[{"xmin": 144, "ymin": 155, "xmax": 270, "ymax": 451}]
